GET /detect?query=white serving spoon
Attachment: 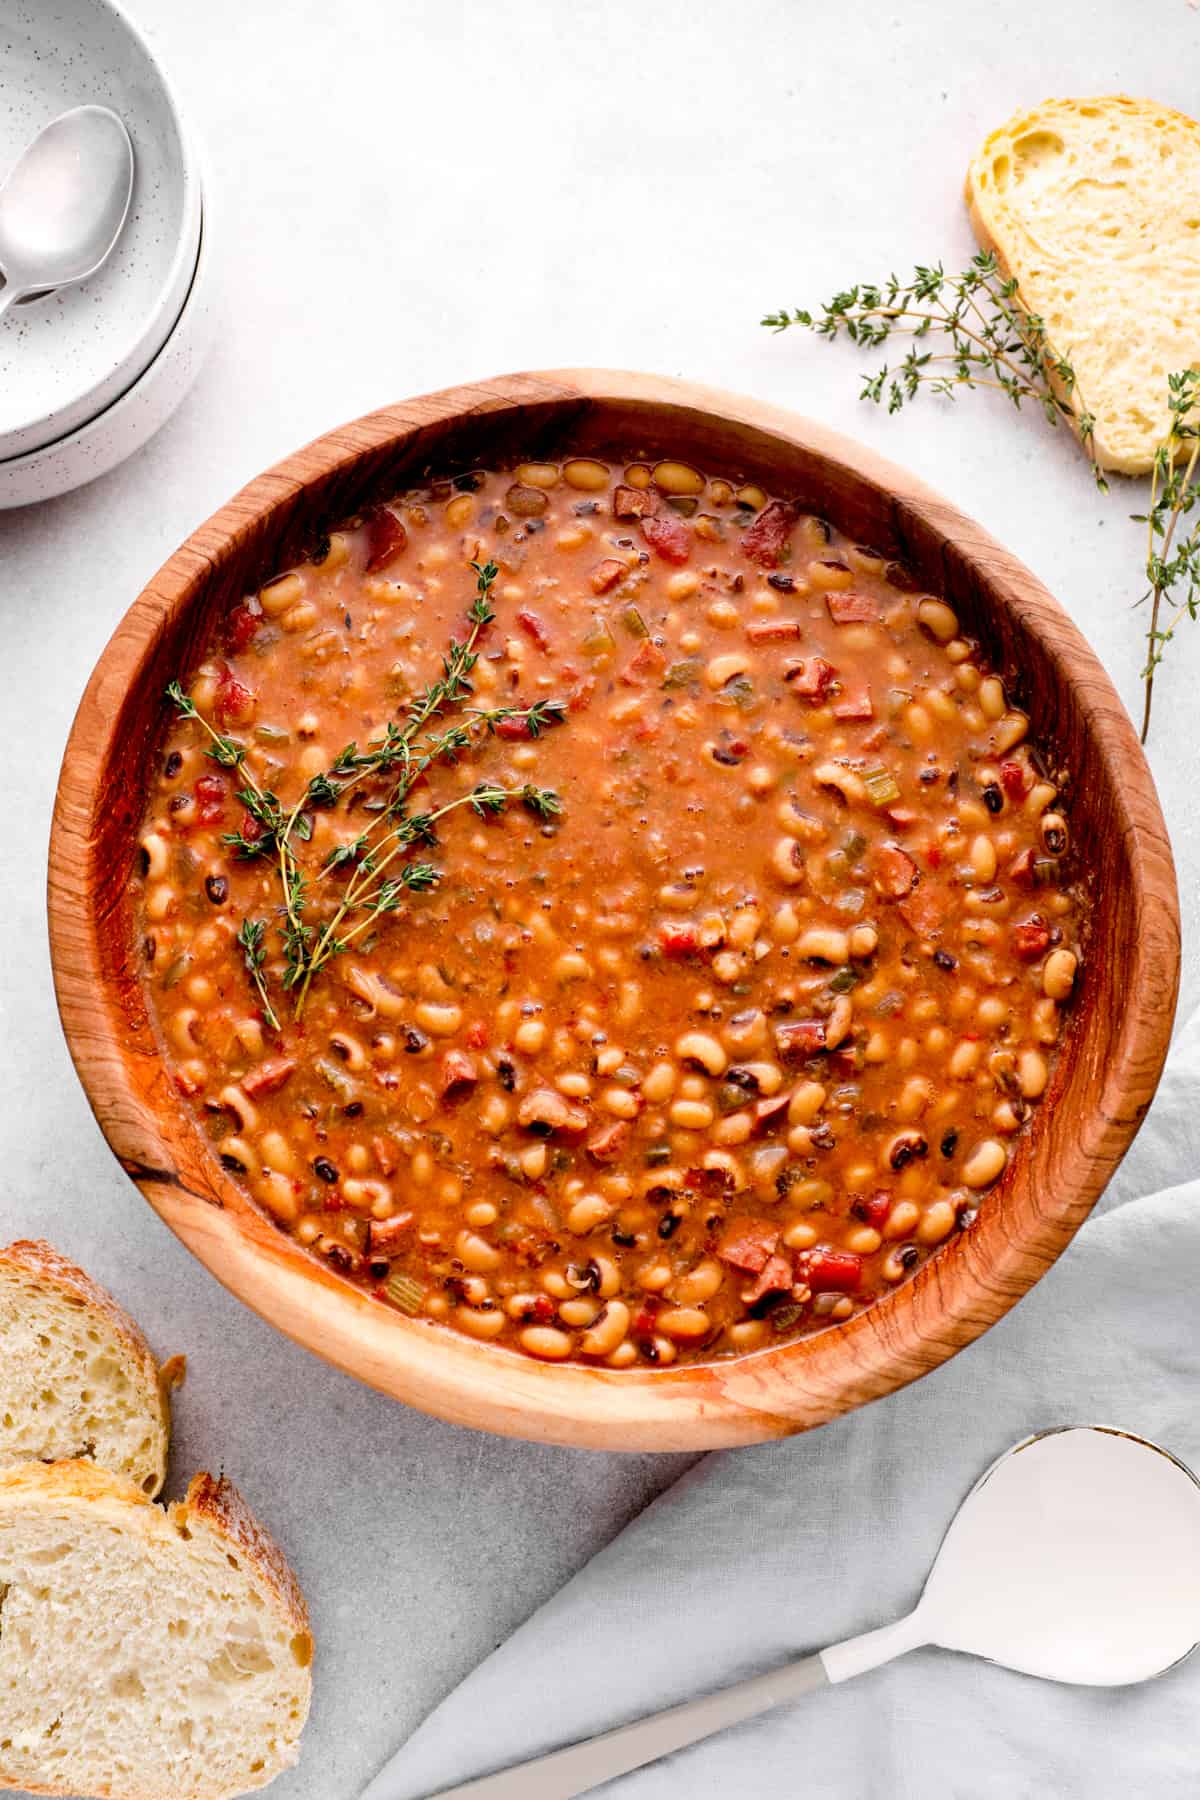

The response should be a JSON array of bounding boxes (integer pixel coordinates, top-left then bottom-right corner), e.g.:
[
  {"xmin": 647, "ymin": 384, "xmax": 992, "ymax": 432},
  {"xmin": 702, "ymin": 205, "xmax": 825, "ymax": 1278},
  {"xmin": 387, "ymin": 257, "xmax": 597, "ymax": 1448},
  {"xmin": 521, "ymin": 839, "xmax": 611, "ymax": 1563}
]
[
  {"xmin": 425, "ymin": 1426, "xmax": 1200, "ymax": 1799},
  {"xmin": 0, "ymin": 105, "xmax": 134, "ymax": 324}
]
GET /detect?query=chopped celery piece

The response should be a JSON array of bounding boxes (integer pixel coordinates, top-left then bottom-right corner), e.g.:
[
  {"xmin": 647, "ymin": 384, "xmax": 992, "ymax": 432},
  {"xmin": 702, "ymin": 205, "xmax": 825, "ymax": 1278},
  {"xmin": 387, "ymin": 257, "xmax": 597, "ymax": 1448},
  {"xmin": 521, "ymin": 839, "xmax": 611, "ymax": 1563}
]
[
  {"xmin": 662, "ymin": 657, "xmax": 702, "ymax": 689},
  {"xmin": 621, "ymin": 605, "xmax": 649, "ymax": 638},
  {"xmin": 254, "ymin": 723, "xmax": 291, "ymax": 743},
  {"xmin": 384, "ymin": 1272, "xmax": 425, "ymax": 1315},
  {"xmin": 581, "ymin": 616, "xmax": 616, "ymax": 659},
  {"xmin": 863, "ymin": 766, "xmax": 901, "ymax": 806}
]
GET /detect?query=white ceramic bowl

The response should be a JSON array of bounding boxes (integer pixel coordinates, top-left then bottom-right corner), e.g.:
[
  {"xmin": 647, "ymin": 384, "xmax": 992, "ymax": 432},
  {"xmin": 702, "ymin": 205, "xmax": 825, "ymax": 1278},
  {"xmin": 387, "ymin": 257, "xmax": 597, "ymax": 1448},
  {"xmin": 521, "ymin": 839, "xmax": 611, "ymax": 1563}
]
[
  {"xmin": 0, "ymin": 0, "xmax": 201, "ymax": 460},
  {"xmin": 0, "ymin": 199, "xmax": 216, "ymax": 508}
]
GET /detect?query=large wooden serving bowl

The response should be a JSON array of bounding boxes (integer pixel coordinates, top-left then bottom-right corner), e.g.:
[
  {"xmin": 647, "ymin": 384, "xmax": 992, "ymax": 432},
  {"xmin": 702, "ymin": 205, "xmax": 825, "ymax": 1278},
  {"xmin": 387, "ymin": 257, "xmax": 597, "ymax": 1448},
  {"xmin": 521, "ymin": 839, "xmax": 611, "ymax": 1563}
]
[{"xmin": 49, "ymin": 371, "xmax": 1179, "ymax": 1450}]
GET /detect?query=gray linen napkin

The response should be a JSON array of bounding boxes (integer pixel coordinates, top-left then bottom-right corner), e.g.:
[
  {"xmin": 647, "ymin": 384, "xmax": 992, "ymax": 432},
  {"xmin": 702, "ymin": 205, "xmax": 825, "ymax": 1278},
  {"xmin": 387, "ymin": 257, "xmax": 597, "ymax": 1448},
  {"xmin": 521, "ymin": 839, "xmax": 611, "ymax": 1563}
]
[{"xmin": 366, "ymin": 1006, "xmax": 1200, "ymax": 1799}]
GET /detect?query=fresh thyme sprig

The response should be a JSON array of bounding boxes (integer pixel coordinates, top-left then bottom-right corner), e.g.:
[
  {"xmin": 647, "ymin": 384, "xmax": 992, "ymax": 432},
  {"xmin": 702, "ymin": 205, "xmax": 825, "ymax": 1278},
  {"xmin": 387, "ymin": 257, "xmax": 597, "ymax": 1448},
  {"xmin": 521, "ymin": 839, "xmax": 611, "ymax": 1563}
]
[
  {"xmin": 235, "ymin": 918, "xmax": 280, "ymax": 1033},
  {"xmin": 763, "ymin": 252, "xmax": 1106, "ymax": 489},
  {"xmin": 1133, "ymin": 368, "xmax": 1200, "ymax": 741}
]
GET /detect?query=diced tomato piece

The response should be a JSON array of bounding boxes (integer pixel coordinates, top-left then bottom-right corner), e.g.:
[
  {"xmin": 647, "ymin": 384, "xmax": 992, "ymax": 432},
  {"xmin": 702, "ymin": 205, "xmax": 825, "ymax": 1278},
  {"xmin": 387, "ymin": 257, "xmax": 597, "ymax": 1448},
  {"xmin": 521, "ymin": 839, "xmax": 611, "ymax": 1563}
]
[
  {"xmin": 1012, "ymin": 917, "xmax": 1051, "ymax": 961},
  {"xmin": 786, "ymin": 656, "xmax": 837, "ymax": 701},
  {"xmin": 746, "ymin": 618, "xmax": 803, "ymax": 643},
  {"xmin": 371, "ymin": 1135, "xmax": 396, "ymax": 1176},
  {"xmin": 613, "ymin": 485, "xmax": 656, "ymax": 520},
  {"xmin": 1007, "ymin": 847, "xmax": 1037, "ymax": 887},
  {"xmin": 659, "ymin": 921, "xmax": 700, "ymax": 958},
  {"xmin": 872, "ymin": 844, "xmax": 919, "ymax": 898},
  {"xmin": 829, "ymin": 1046, "xmax": 862, "ymax": 1079},
  {"xmin": 925, "ymin": 843, "xmax": 943, "ymax": 870},
  {"xmin": 1000, "ymin": 760, "xmax": 1031, "ymax": 801},
  {"xmin": 717, "ymin": 1219, "xmax": 781, "ymax": 1275},
  {"xmin": 364, "ymin": 506, "xmax": 407, "ymax": 572},
  {"xmin": 799, "ymin": 1249, "xmax": 863, "ymax": 1292},
  {"xmin": 775, "ymin": 1019, "xmax": 827, "ymax": 1059},
  {"xmin": 898, "ymin": 886, "xmax": 945, "ymax": 938},
  {"xmin": 516, "ymin": 609, "xmax": 553, "ymax": 651},
  {"xmin": 225, "ymin": 598, "xmax": 263, "ymax": 654},
  {"xmin": 744, "ymin": 1252, "xmax": 794, "ymax": 1306},
  {"xmin": 858, "ymin": 1191, "xmax": 893, "ymax": 1229},
  {"xmin": 528, "ymin": 1294, "xmax": 557, "ymax": 1325},
  {"xmin": 440, "ymin": 1051, "xmax": 479, "ymax": 1099},
  {"xmin": 641, "ymin": 513, "xmax": 691, "ymax": 564},
  {"xmin": 588, "ymin": 1120, "xmax": 631, "ymax": 1163},
  {"xmin": 239, "ymin": 809, "xmax": 265, "ymax": 845},
  {"xmin": 495, "ymin": 714, "xmax": 534, "ymax": 740},
  {"xmin": 569, "ymin": 676, "xmax": 595, "ymax": 712},
  {"xmin": 367, "ymin": 1212, "xmax": 414, "ymax": 1257},
  {"xmin": 193, "ymin": 773, "xmax": 227, "ymax": 825},
  {"xmin": 740, "ymin": 500, "xmax": 799, "ymax": 566},
  {"xmin": 826, "ymin": 591, "xmax": 880, "ymax": 624},
  {"xmin": 242, "ymin": 1058, "xmax": 296, "ymax": 1098},
  {"xmin": 464, "ymin": 1020, "xmax": 489, "ymax": 1049},
  {"xmin": 633, "ymin": 1298, "xmax": 660, "ymax": 1338},
  {"xmin": 214, "ymin": 662, "xmax": 255, "ymax": 726},
  {"xmin": 590, "ymin": 558, "xmax": 626, "ymax": 595},
  {"xmin": 833, "ymin": 687, "xmax": 874, "ymax": 720},
  {"xmin": 621, "ymin": 638, "xmax": 667, "ymax": 685}
]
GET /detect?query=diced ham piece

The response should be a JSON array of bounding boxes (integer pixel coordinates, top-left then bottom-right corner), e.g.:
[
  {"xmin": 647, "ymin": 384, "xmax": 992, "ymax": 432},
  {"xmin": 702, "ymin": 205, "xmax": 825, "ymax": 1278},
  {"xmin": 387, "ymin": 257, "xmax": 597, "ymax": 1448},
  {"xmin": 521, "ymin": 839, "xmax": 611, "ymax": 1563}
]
[
  {"xmin": 364, "ymin": 506, "xmax": 407, "ymax": 572},
  {"xmin": 516, "ymin": 609, "xmax": 553, "ymax": 651},
  {"xmin": 367, "ymin": 1212, "xmax": 415, "ymax": 1258},
  {"xmin": 517, "ymin": 1088, "xmax": 589, "ymax": 1136},
  {"xmin": 885, "ymin": 806, "xmax": 918, "ymax": 831},
  {"xmin": 440, "ymin": 1050, "xmax": 478, "ymax": 1099},
  {"xmin": 464, "ymin": 1020, "xmax": 489, "ymax": 1049},
  {"xmin": 857, "ymin": 1191, "xmax": 893, "ymax": 1229},
  {"xmin": 1012, "ymin": 918, "xmax": 1051, "ymax": 961},
  {"xmin": 495, "ymin": 714, "xmax": 534, "ymax": 740},
  {"xmin": 746, "ymin": 619, "xmax": 803, "ymax": 643},
  {"xmin": 799, "ymin": 1249, "xmax": 863, "ymax": 1292},
  {"xmin": 717, "ymin": 1219, "xmax": 781, "ymax": 1275},
  {"xmin": 242, "ymin": 1058, "xmax": 296, "ymax": 1098},
  {"xmin": 621, "ymin": 638, "xmax": 667, "ymax": 685},
  {"xmin": 1007, "ymin": 847, "xmax": 1037, "ymax": 887},
  {"xmin": 743, "ymin": 1253, "xmax": 795, "ymax": 1306},
  {"xmin": 775, "ymin": 1019, "xmax": 827, "ymax": 1060},
  {"xmin": 826, "ymin": 591, "xmax": 880, "ymax": 624},
  {"xmin": 613, "ymin": 485, "xmax": 656, "ymax": 520},
  {"xmin": 753, "ymin": 1093, "xmax": 790, "ymax": 1133},
  {"xmin": 833, "ymin": 687, "xmax": 874, "ymax": 720},
  {"xmin": 587, "ymin": 1120, "xmax": 631, "ymax": 1163},
  {"xmin": 898, "ymin": 886, "xmax": 945, "ymax": 938},
  {"xmin": 590, "ymin": 558, "xmax": 626, "ymax": 595},
  {"xmin": 785, "ymin": 656, "xmax": 837, "ymax": 701},
  {"xmin": 740, "ymin": 500, "xmax": 799, "ymax": 566},
  {"xmin": 641, "ymin": 513, "xmax": 691, "ymax": 564},
  {"xmin": 569, "ymin": 676, "xmax": 595, "ymax": 712},
  {"xmin": 872, "ymin": 844, "xmax": 919, "ymax": 898}
]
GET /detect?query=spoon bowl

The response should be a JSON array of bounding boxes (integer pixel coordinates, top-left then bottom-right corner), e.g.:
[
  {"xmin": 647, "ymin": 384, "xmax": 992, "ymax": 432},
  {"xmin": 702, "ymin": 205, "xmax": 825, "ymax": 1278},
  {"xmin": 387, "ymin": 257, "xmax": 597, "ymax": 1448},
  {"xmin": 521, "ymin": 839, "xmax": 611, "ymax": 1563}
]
[
  {"xmin": 417, "ymin": 1427, "xmax": 1200, "ymax": 1798},
  {"xmin": 0, "ymin": 105, "xmax": 133, "ymax": 321}
]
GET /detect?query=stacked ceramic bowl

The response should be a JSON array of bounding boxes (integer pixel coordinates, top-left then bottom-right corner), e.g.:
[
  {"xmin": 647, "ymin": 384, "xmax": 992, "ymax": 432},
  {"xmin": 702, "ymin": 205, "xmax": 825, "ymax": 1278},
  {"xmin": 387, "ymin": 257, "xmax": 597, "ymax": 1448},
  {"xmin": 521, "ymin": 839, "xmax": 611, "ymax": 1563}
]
[{"xmin": 0, "ymin": 0, "xmax": 216, "ymax": 507}]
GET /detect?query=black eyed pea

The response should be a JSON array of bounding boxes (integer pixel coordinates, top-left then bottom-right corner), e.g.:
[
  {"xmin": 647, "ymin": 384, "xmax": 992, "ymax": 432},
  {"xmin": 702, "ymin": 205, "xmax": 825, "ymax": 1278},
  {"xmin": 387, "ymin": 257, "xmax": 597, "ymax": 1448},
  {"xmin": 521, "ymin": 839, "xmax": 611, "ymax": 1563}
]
[
  {"xmin": 962, "ymin": 1138, "xmax": 1007, "ymax": 1189},
  {"xmin": 456, "ymin": 1229, "xmax": 501, "ymax": 1273},
  {"xmin": 675, "ymin": 1031, "xmax": 727, "ymax": 1077},
  {"xmin": 1017, "ymin": 1048, "xmax": 1049, "ymax": 1099},
  {"xmin": 455, "ymin": 1306, "xmax": 506, "ymax": 1340},
  {"xmin": 559, "ymin": 1297, "xmax": 601, "ymax": 1328},
  {"xmin": 656, "ymin": 1306, "xmax": 712, "ymax": 1340},
  {"xmin": 796, "ymin": 926, "xmax": 850, "ymax": 965},
  {"xmin": 670, "ymin": 1260, "xmax": 723, "ymax": 1306},
  {"xmin": 824, "ymin": 994, "xmax": 854, "ymax": 1050},
  {"xmin": 562, "ymin": 457, "xmax": 610, "ymax": 491},
  {"xmin": 520, "ymin": 1325, "xmax": 574, "ymax": 1359},
  {"xmin": 567, "ymin": 1194, "xmax": 613, "ymax": 1235},
  {"xmin": 1042, "ymin": 948, "xmax": 1077, "ymax": 1001},
  {"xmin": 770, "ymin": 837, "xmax": 807, "ymax": 885},
  {"xmin": 916, "ymin": 1200, "xmax": 957, "ymax": 1245},
  {"xmin": 653, "ymin": 459, "xmax": 705, "ymax": 496},
  {"xmin": 916, "ymin": 598, "xmax": 959, "ymax": 644},
  {"xmin": 848, "ymin": 923, "xmax": 878, "ymax": 958},
  {"xmin": 581, "ymin": 1300, "xmax": 631, "ymax": 1357},
  {"xmin": 591, "ymin": 1254, "xmax": 622, "ymax": 1299}
]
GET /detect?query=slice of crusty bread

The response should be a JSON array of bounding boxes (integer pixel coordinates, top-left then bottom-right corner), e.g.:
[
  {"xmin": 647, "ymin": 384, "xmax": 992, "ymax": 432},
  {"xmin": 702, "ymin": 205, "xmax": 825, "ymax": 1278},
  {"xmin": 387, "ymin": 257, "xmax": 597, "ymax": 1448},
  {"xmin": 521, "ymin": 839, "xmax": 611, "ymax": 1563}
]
[
  {"xmin": 0, "ymin": 1242, "xmax": 181, "ymax": 1497},
  {"xmin": 0, "ymin": 1460, "xmax": 312, "ymax": 1799},
  {"xmin": 965, "ymin": 96, "xmax": 1200, "ymax": 473}
]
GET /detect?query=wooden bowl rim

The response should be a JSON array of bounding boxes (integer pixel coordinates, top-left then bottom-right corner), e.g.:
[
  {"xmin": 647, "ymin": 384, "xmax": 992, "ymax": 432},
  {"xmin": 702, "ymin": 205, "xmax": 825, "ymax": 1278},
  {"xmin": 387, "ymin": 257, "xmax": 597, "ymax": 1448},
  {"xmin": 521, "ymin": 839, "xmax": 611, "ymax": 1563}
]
[{"xmin": 48, "ymin": 368, "xmax": 1180, "ymax": 1450}]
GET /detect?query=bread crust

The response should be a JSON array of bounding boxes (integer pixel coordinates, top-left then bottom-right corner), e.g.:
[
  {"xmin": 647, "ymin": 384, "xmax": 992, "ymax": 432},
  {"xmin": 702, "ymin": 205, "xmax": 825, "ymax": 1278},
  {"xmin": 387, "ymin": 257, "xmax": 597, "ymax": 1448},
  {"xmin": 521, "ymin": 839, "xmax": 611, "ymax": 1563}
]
[
  {"xmin": 0, "ymin": 1240, "xmax": 179, "ymax": 1494},
  {"xmin": 965, "ymin": 95, "xmax": 1200, "ymax": 474}
]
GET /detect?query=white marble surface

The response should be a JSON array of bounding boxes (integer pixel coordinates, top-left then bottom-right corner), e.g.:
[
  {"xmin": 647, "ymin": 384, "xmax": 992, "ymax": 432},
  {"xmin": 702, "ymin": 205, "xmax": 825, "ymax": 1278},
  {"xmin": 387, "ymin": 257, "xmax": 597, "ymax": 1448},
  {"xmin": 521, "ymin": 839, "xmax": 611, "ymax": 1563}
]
[{"xmin": 1, "ymin": 2, "xmax": 1196, "ymax": 1795}]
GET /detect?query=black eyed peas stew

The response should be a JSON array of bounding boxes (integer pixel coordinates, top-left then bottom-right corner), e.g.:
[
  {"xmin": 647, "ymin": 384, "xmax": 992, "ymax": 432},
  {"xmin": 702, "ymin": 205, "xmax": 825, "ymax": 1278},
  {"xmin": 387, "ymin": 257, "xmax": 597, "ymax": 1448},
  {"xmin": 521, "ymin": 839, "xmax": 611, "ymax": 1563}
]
[{"xmin": 135, "ymin": 456, "xmax": 1085, "ymax": 1367}]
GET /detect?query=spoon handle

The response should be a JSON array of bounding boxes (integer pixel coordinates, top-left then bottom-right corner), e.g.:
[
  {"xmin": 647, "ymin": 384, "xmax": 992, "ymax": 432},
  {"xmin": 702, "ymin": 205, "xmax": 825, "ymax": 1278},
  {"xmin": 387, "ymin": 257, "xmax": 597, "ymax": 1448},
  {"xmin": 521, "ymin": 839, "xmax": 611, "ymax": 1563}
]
[
  {"xmin": 0, "ymin": 285, "xmax": 24, "ymax": 323},
  {"xmin": 425, "ymin": 1653, "xmax": 830, "ymax": 1800}
]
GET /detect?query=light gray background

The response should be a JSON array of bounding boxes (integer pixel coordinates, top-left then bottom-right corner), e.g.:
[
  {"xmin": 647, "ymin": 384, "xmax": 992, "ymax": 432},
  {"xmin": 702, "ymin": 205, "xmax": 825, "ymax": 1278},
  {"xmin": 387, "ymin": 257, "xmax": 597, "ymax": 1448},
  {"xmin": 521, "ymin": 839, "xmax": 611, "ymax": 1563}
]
[{"xmin": 1, "ymin": 3, "xmax": 1196, "ymax": 1796}]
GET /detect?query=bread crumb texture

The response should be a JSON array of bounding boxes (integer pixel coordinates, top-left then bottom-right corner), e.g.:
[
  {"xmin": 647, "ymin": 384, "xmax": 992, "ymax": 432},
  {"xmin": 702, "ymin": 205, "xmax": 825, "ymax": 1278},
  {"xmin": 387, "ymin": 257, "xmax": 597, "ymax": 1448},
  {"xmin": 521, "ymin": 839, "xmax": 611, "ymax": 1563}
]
[
  {"xmin": 966, "ymin": 96, "xmax": 1200, "ymax": 473},
  {"xmin": 0, "ymin": 1461, "xmax": 311, "ymax": 1799},
  {"xmin": 0, "ymin": 1241, "xmax": 173, "ymax": 1497}
]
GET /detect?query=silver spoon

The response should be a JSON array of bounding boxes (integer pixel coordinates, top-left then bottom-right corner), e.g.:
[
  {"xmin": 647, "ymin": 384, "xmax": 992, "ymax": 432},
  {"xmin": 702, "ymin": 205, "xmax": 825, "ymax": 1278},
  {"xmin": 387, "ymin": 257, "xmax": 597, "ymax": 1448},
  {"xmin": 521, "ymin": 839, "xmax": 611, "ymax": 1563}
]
[
  {"xmin": 423, "ymin": 1427, "xmax": 1200, "ymax": 1799},
  {"xmin": 0, "ymin": 105, "xmax": 134, "ymax": 324}
]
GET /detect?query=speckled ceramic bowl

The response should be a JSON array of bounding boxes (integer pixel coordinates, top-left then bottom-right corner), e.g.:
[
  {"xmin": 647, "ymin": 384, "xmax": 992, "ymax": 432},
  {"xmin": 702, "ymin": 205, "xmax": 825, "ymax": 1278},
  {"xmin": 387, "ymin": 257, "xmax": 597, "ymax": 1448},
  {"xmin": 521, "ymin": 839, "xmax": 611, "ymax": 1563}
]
[{"xmin": 0, "ymin": 0, "xmax": 202, "ymax": 469}]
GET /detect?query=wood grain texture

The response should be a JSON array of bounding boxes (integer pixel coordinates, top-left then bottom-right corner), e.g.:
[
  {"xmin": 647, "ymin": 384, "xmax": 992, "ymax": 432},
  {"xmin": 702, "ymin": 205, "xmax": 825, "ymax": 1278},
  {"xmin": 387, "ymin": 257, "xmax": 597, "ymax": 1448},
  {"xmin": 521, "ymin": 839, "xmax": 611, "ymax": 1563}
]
[{"xmin": 46, "ymin": 370, "xmax": 1180, "ymax": 1450}]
